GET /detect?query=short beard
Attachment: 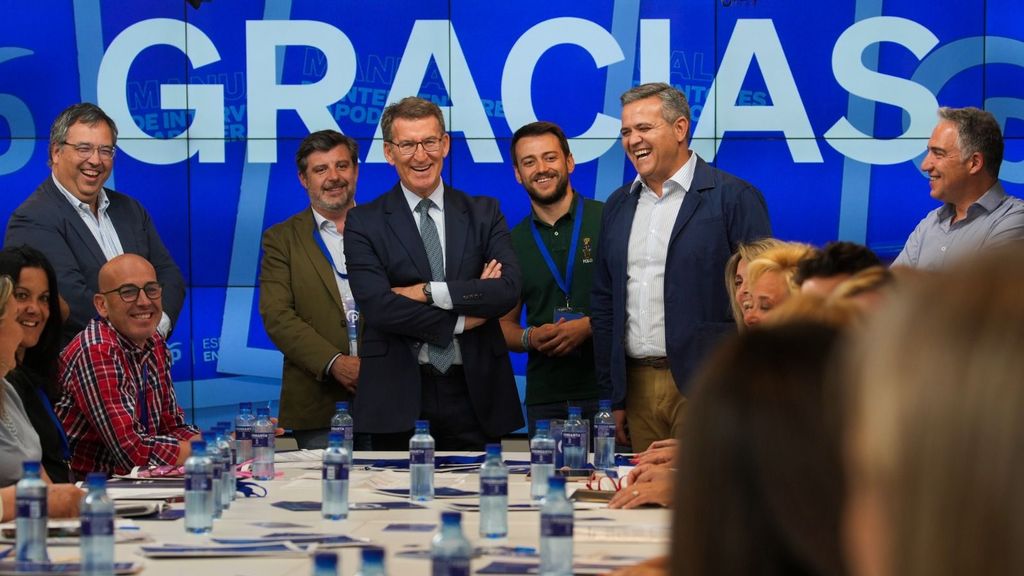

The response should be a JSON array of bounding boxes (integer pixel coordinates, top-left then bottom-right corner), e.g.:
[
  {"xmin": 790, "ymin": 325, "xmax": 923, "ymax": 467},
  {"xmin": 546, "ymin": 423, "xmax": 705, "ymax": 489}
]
[{"xmin": 527, "ymin": 175, "xmax": 569, "ymax": 207}]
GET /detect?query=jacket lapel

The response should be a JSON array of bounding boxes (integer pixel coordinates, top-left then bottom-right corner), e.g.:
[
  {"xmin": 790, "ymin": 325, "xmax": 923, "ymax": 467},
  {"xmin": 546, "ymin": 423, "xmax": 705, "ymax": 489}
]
[
  {"xmin": 668, "ymin": 155, "xmax": 708, "ymax": 247},
  {"xmin": 297, "ymin": 209, "xmax": 343, "ymax": 309},
  {"xmin": 383, "ymin": 184, "xmax": 433, "ymax": 280},
  {"xmin": 42, "ymin": 179, "xmax": 107, "ymax": 266},
  {"xmin": 443, "ymin": 186, "xmax": 467, "ymax": 281}
]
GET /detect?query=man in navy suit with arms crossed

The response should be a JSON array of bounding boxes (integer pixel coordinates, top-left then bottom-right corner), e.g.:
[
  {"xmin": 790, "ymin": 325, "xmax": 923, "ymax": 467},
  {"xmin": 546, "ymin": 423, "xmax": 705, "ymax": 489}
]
[
  {"xmin": 591, "ymin": 83, "xmax": 771, "ymax": 452},
  {"xmin": 344, "ymin": 97, "xmax": 523, "ymax": 450}
]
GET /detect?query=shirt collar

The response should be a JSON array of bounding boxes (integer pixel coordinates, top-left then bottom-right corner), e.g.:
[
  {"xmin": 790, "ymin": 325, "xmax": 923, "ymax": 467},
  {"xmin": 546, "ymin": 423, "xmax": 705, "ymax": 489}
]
[
  {"xmin": 100, "ymin": 317, "xmax": 158, "ymax": 353},
  {"xmin": 938, "ymin": 181, "xmax": 1007, "ymax": 219},
  {"xmin": 52, "ymin": 173, "xmax": 110, "ymax": 213},
  {"xmin": 629, "ymin": 151, "xmax": 698, "ymax": 197},
  {"xmin": 402, "ymin": 181, "xmax": 445, "ymax": 214},
  {"xmin": 530, "ymin": 191, "xmax": 579, "ymax": 226},
  {"xmin": 311, "ymin": 206, "xmax": 338, "ymax": 234}
]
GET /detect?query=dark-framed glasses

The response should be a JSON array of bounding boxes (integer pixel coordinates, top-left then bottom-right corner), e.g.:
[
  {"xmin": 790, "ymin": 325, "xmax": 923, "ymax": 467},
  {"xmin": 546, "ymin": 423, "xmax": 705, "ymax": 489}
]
[
  {"xmin": 100, "ymin": 282, "xmax": 162, "ymax": 303},
  {"xmin": 388, "ymin": 137, "xmax": 442, "ymax": 156},
  {"xmin": 61, "ymin": 141, "xmax": 116, "ymax": 160}
]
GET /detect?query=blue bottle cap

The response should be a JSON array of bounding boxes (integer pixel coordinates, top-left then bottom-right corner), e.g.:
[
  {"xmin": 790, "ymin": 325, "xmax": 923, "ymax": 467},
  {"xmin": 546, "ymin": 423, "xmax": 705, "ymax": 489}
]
[
  {"xmin": 202, "ymin": 430, "xmax": 216, "ymax": 442},
  {"xmin": 548, "ymin": 475, "xmax": 566, "ymax": 489},
  {"xmin": 362, "ymin": 547, "xmax": 385, "ymax": 563},
  {"xmin": 486, "ymin": 443, "xmax": 502, "ymax": 456},
  {"xmin": 217, "ymin": 421, "xmax": 232, "ymax": 429},
  {"xmin": 599, "ymin": 399, "xmax": 612, "ymax": 411},
  {"xmin": 313, "ymin": 552, "xmax": 338, "ymax": 570},
  {"xmin": 191, "ymin": 440, "xmax": 207, "ymax": 452},
  {"xmin": 335, "ymin": 401, "xmax": 349, "ymax": 411},
  {"xmin": 240, "ymin": 401, "xmax": 253, "ymax": 410},
  {"xmin": 21, "ymin": 461, "xmax": 40, "ymax": 474},
  {"xmin": 535, "ymin": 419, "xmax": 550, "ymax": 431},
  {"xmin": 414, "ymin": 419, "xmax": 429, "ymax": 430},
  {"xmin": 85, "ymin": 472, "xmax": 107, "ymax": 489},
  {"xmin": 568, "ymin": 406, "xmax": 582, "ymax": 418},
  {"xmin": 327, "ymin": 431, "xmax": 343, "ymax": 446},
  {"xmin": 257, "ymin": 407, "xmax": 270, "ymax": 417},
  {"xmin": 441, "ymin": 511, "xmax": 462, "ymax": 524}
]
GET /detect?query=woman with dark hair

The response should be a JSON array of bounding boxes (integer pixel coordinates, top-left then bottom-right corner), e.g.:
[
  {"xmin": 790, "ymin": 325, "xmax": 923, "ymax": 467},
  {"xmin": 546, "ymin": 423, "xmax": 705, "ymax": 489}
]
[
  {"xmin": 0, "ymin": 245, "xmax": 72, "ymax": 482},
  {"xmin": 672, "ymin": 322, "xmax": 847, "ymax": 576}
]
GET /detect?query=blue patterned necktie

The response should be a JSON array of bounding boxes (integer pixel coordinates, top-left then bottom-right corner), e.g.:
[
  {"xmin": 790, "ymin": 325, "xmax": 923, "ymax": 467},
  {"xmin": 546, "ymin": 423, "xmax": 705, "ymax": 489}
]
[{"xmin": 416, "ymin": 198, "xmax": 455, "ymax": 373}]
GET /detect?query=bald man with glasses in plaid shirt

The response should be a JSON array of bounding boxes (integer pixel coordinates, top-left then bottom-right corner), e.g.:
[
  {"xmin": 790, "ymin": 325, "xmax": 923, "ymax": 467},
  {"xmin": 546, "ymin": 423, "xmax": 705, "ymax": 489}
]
[{"xmin": 56, "ymin": 254, "xmax": 197, "ymax": 480}]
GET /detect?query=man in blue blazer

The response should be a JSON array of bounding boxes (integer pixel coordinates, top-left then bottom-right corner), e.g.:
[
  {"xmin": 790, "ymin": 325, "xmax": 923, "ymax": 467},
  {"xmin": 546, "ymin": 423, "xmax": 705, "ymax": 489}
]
[
  {"xmin": 344, "ymin": 97, "xmax": 523, "ymax": 450},
  {"xmin": 5, "ymin": 103, "xmax": 185, "ymax": 344},
  {"xmin": 592, "ymin": 83, "xmax": 771, "ymax": 452}
]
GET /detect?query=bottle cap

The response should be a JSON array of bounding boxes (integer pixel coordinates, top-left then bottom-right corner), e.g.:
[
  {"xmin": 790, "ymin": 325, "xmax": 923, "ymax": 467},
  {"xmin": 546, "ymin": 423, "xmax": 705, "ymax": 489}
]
[
  {"xmin": 568, "ymin": 406, "xmax": 582, "ymax": 418},
  {"xmin": 202, "ymin": 430, "xmax": 216, "ymax": 443},
  {"xmin": 361, "ymin": 547, "xmax": 385, "ymax": 563},
  {"xmin": 327, "ymin": 431, "xmax": 343, "ymax": 446},
  {"xmin": 335, "ymin": 401, "xmax": 349, "ymax": 411},
  {"xmin": 240, "ymin": 401, "xmax": 253, "ymax": 410},
  {"xmin": 548, "ymin": 475, "xmax": 566, "ymax": 489},
  {"xmin": 191, "ymin": 439, "xmax": 207, "ymax": 453},
  {"xmin": 535, "ymin": 419, "xmax": 550, "ymax": 431},
  {"xmin": 441, "ymin": 511, "xmax": 462, "ymax": 524},
  {"xmin": 85, "ymin": 472, "xmax": 107, "ymax": 489},
  {"xmin": 217, "ymin": 421, "xmax": 232, "ymax": 430},
  {"xmin": 313, "ymin": 552, "xmax": 338, "ymax": 571},
  {"xmin": 257, "ymin": 407, "xmax": 270, "ymax": 417},
  {"xmin": 414, "ymin": 419, "xmax": 429, "ymax": 431},
  {"xmin": 599, "ymin": 399, "xmax": 612, "ymax": 411},
  {"xmin": 21, "ymin": 461, "xmax": 40, "ymax": 474},
  {"xmin": 485, "ymin": 443, "xmax": 502, "ymax": 457}
]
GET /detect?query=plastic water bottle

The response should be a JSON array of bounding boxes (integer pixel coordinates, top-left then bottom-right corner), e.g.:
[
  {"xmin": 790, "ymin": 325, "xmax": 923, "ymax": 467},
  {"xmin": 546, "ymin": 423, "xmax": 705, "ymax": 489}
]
[
  {"xmin": 80, "ymin": 473, "xmax": 114, "ymax": 576},
  {"xmin": 562, "ymin": 406, "xmax": 586, "ymax": 469},
  {"xmin": 252, "ymin": 407, "xmax": 275, "ymax": 481},
  {"xmin": 235, "ymin": 402, "xmax": 254, "ymax": 464},
  {"xmin": 593, "ymin": 400, "xmax": 616, "ymax": 471},
  {"xmin": 431, "ymin": 511, "xmax": 472, "ymax": 575},
  {"xmin": 184, "ymin": 440, "xmax": 214, "ymax": 534},
  {"xmin": 540, "ymin": 476, "xmax": 574, "ymax": 576},
  {"xmin": 330, "ymin": 401, "xmax": 354, "ymax": 456},
  {"xmin": 15, "ymin": 461, "xmax": 48, "ymax": 562},
  {"xmin": 313, "ymin": 551, "xmax": 339, "ymax": 576},
  {"xmin": 479, "ymin": 443, "xmax": 508, "ymax": 538},
  {"xmin": 355, "ymin": 546, "xmax": 386, "ymax": 576},
  {"xmin": 322, "ymin": 431, "xmax": 350, "ymax": 520},
  {"xmin": 215, "ymin": 423, "xmax": 236, "ymax": 505},
  {"xmin": 409, "ymin": 420, "xmax": 435, "ymax": 502},
  {"xmin": 531, "ymin": 420, "xmax": 556, "ymax": 500},
  {"xmin": 201, "ymin": 430, "xmax": 223, "ymax": 518}
]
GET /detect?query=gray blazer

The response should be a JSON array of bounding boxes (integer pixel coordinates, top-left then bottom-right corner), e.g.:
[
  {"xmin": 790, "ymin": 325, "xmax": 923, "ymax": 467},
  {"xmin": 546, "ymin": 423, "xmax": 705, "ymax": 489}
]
[{"xmin": 5, "ymin": 177, "xmax": 186, "ymax": 343}]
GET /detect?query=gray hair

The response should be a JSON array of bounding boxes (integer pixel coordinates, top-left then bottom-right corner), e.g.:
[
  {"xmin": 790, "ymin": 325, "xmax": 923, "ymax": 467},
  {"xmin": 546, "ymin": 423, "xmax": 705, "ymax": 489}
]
[
  {"xmin": 937, "ymin": 106, "xmax": 1003, "ymax": 179},
  {"xmin": 380, "ymin": 97, "xmax": 446, "ymax": 142},
  {"xmin": 620, "ymin": 82, "xmax": 691, "ymax": 125},
  {"xmin": 48, "ymin": 103, "xmax": 118, "ymax": 167}
]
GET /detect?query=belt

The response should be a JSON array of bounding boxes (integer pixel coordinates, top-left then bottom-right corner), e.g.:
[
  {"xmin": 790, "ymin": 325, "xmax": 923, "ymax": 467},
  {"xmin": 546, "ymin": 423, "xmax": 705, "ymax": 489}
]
[
  {"xmin": 419, "ymin": 363, "xmax": 465, "ymax": 377},
  {"xmin": 627, "ymin": 356, "xmax": 670, "ymax": 370}
]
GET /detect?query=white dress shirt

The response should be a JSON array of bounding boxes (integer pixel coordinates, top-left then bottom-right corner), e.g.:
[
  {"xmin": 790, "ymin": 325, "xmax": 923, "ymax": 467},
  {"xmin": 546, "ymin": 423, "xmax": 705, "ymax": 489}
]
[
  {"xmin": 311, "ymin": 207, "xmax": 354, "ymax": 309},
  {"xmin": 401, "ymin": 182, "xmax": 465, "ymax": 364},
  {"xmin": 53, "ymin": 174, "xmax": 172, "ymax": 337},
  {"xmin": 624, "ymin": 152, "xmax": 698, "ymax": 358}
]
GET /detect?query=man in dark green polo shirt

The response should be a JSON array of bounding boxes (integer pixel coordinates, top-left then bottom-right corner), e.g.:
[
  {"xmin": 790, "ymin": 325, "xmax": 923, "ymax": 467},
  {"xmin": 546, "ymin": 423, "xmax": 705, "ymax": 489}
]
[{"xmin": 500, "ymin": 121, "xmax": 604, "ymax": 434}]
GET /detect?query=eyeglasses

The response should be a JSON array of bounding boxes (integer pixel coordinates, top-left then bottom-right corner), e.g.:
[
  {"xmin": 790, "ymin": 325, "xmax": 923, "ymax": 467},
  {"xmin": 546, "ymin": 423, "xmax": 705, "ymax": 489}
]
[
  {"xmin": 388, "ymin": 137, "xmax": 442, "ymax": 156},
  {"xmin": 61, "ymin": 141, "xmax": 116, "ymax": 160},
  {"xmin": 99, "ymin": 282, "xmax": 162, "ymax": 303}
]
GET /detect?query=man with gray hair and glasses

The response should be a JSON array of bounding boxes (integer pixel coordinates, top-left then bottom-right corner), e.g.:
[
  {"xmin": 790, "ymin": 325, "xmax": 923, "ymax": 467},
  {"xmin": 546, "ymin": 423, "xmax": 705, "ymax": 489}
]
[
  {"xmin": 5, "ymin": 103, "xmax": 185, "ymax": 343},
  {"xmin": 894, "ymin": 106, "xmax": 1024, "ymax": 269},
  {"xmin": 591, "ymin": 82, "xmax": 771, "ymax": 452}
]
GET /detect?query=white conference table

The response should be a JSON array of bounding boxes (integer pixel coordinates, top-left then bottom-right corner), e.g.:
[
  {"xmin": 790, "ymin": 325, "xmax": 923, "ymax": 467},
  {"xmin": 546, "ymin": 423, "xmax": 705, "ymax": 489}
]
[{"xmin": 56, "ymin": 452, "xmax": 671, "ymax": 575}]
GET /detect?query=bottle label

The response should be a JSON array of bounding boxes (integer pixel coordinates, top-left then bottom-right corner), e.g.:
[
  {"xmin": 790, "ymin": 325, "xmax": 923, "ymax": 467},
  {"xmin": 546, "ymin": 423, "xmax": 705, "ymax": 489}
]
[
  {"xmin": 212, "ymin": 465, "xmax": 223, "ymax": 480},
  {"xmin": 480, "ymin": 476, "xmax": 508, "ymax": 496},
  {"xmin": 81, "ymin": 512, "xmax": 114, "ymax": 536},
  {"xmin": 432, "ymin": 558, "xmax": 470, "ymax": 576},
  {"xmin": 330, "ymin": 424, "xmax": 354, "ymax": 441},
  {"xmin": 322, "ymin": 462, "xmax": 350, "ymax": 481},
  {"xmin": 185, "ymin": 474, "xmax": 212, "ymax": 491},
  {"xmin": 531, "ymin": 447, "xmax": 554, "ymax": 464},
  {"xmin": 235, "ymin": 426, "xmax": 252, "ymax": 441},
  {"xmin": 410, "ymin": 447, "xmax": 434, "ymax": 465},
  {"xmin": 252, "ymin": 431, "xmax": 273, "ymax": 448},
  {"xmin": 562, "ymin": 430, "xmax": 583, "ymax": 448},
  {"xmin": 15, "ymin": 494, "xmax": 46, "ymax": 519},
  {"xmin": 541, "ymin": 513, "xmax": 574, "ymax": 537},
  {"xmin": 595, "ymin": 424, "xmax": 615, "ymax": 439}
]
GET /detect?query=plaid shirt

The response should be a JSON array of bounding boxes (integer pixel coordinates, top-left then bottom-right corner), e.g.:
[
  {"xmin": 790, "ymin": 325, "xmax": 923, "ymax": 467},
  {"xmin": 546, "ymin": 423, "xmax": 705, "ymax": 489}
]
[{"xmin": 56, "ymin": 317, "xmax": 197, "ymax": 479}]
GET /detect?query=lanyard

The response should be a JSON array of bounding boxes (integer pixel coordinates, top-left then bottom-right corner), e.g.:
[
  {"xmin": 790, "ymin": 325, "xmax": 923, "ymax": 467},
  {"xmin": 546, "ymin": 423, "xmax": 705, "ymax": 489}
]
[
  {"xmin": 313, "ymin": 225, "xmax": 348, "ymax": 280},
  {"xmin": 137, "ymin": 363, "xmax": 149, "ymax": 434},
  {"xmin": 529, "ymin": 196, "xmax": 584, "ymax": 306},
  {"xmin": 34, "ymin": 387, "xmax": 70, "ymax": 461}
]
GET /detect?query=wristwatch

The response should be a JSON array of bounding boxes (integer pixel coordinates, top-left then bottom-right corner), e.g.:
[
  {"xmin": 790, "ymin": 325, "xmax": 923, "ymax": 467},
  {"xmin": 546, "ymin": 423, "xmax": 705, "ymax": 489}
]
[{"xmin": 422, "ymin": 282, "xmax": 433, "ymax": 305}]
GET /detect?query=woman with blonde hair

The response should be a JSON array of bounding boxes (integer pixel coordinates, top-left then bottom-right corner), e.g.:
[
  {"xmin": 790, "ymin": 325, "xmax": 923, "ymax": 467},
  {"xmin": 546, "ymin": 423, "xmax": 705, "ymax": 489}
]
[
  {"xmin": 724, "ymin": 238, "xmax": 785, "ymax": 329},
  {"xmin": 742, "ymin": 242, "xmax": 816, "ymax": 327},
  {"xmin": 0, "ymin": 275, "xmax": 82, "ymax": 521},
  {"xmin": 844, "ymin": 243, "xmax": 1024, "ymax": 576}
]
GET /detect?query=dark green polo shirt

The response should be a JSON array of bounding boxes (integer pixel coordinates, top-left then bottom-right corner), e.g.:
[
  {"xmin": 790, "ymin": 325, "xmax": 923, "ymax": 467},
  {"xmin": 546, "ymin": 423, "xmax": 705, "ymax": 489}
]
[{"xmin": 510, "ymin": 193, "xmax": 604, "ymax": 405}]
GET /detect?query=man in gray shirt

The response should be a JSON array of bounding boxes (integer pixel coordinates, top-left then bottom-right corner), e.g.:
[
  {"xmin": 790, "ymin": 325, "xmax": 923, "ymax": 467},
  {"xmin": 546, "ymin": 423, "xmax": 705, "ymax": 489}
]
[{"xmin": 894, "ymin": 107, "xmax": 1024, "ymax": 269}]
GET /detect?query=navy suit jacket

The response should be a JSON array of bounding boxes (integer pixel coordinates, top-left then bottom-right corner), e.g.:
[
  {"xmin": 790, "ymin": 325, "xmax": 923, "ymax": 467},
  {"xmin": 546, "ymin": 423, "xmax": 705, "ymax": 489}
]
[
  {"xmin": 591, "ymin": 155, "xmax": 771, "ymax": 406},
  {"xmin": 5, "ymin": 177, "xmax": 186, "ymax": 343},
  {"xmin": 343, "ymin": 183, "xmax": 524, "ymax": 436}
]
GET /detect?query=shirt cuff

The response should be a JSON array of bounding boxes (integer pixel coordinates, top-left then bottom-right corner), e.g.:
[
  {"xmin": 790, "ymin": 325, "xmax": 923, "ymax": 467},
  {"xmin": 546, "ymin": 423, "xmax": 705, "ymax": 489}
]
[
  {"xmin": 157, "ymin": 312, "xmax": 172, "ymax": 338},
  {"xmin": 454, "ymin": 316, "xmax": 466, "ymax": 335},
  {"xmin": 324, "ymin": 353, "xmax": 343, "ymax": 380},
  {"xmin": 431, "ymin": 281, "xmax": 454, "ymax": 310}
]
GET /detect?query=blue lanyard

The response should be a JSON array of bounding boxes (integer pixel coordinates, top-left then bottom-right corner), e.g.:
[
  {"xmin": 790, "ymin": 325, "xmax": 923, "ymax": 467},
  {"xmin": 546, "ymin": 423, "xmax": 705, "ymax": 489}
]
[
  {"xmin": 137, "ymin": 363, "xmax": 149, "ymax": 434},
  {"xmin": 313, "ymin": 225, "xmax": 348, "ymax": 280},
  {"xmin": 34, "ymin": 387, "xmax": 70, "ymax": 461},
  {"xmin": 529, "ymin": 196, "xmax": 584, "ymax": 306}
]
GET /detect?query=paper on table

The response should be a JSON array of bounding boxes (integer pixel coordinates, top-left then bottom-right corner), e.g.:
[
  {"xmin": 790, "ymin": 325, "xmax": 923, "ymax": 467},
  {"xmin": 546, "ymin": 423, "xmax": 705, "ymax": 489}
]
[{"xmin": 574, "ymin": 523, "xmax": 670, "ymax": 542}]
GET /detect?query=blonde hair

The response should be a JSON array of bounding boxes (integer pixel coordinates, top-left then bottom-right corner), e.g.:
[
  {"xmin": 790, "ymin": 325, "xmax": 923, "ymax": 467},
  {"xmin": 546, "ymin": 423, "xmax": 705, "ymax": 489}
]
[
  {"xmin": 845, "ymin": 244, "xmax": 1024, "ymax": 576},
  {"xmin": 725, "ymin": 238, "xmax": 784, "ymax": 328},
  {"xmin": 745, "ymin": 242, "xmax": 816, "ymax": 294}
]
